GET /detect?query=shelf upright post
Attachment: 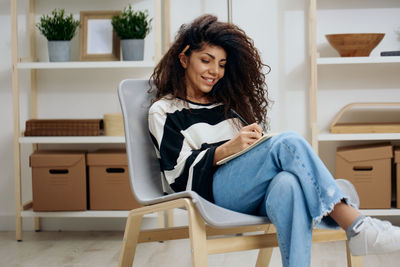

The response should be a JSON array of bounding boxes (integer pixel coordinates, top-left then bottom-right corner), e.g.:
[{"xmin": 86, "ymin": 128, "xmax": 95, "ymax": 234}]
[
  {"xmin": 28, "ymin": 0, "xmax": 41, "ymax": 232},
  {"xmin": 11, "ymin": 0, "xmax": 23, "ymax": 241},
  {"xmin": 29, "ymin": 0, "xmax": 37, "ymax": 118},
  {"xmin": 309, "ymin": 0, "xmax": 319, "ymax": 153},
  {"xmin": 153, "ymin": 0, "xmax": 162, "ymax": 62},
  {"xmin": 227, "ymin": 0, "xmax": 232, "ymax": 23},
  {"xmin": 161, "ymin": 0, "xmax": 171, "ymax": 54}
]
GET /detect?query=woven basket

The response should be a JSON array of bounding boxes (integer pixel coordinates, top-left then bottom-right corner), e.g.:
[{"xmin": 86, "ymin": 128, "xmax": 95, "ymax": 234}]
[
  {"xmin": 25, "ymin": 119, "xmax": 102, "ymax": 136},
  {"xmin": 104, "ymin": 113, "xmax": 124, "ymax": 136}
]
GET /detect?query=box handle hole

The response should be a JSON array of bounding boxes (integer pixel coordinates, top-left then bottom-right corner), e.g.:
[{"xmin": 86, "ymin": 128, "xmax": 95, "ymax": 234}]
[
  {"xmin": 353, "ymin": 166, "xmax": 373, "ymax": 171},
  {"xmin": 106, "ymin": 168, "xmax": 125, "ymax": 173},
  {"xmin": 49, "ymin": 169, "xmax": 69, "ymax": 174}
]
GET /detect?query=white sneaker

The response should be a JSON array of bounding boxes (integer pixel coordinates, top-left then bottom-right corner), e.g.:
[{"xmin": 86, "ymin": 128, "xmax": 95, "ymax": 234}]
[{"xmin": 349, "ymin": 216, "xmax": 400, "ymax": 256}]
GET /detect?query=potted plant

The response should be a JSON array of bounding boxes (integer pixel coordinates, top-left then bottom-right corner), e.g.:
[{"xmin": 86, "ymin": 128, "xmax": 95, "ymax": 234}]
[
  {"xmin": 36, "ymin": 8, "xmax": 80, "ymax": 62},
  {"xmin": 111, "ymin": 5, "xmax": 152, "ymax": 61}
]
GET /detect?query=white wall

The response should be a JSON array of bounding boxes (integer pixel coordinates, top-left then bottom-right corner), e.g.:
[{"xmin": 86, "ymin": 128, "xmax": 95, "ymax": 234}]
[
  {"xmin": 0, "ymin": 0, "xmax": 16, "ymax": 230},
  {"xmin": 1, "ymin": 0, "xmax": 400, "ymax": 231}
]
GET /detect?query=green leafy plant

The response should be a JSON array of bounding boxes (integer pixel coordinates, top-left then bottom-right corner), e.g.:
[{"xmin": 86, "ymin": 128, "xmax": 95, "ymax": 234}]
[
  {"xmin": 36, "ymin": 9, "xmax": 80, "ymax": 41},
  {"xmin": 111, "ymin": 5, "xmax": 152, "ymax": 39}
]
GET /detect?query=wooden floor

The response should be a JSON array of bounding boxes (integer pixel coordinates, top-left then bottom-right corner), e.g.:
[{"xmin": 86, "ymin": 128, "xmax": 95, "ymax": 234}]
[{"xmin": 1, "ymin": 231, "xmax": 400, "ymax": 266}]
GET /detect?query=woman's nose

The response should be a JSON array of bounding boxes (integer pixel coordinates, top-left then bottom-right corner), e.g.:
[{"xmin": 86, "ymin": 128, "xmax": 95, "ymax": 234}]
[{"xmin": 209, "ymin": 64, "xmax": 219, "ymax": 76}]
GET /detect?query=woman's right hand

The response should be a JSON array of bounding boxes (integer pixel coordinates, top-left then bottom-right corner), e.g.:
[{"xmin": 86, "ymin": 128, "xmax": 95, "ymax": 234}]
[{"xmin": 213, "ymin": 123, "xmax": 262, "ymax": 165}]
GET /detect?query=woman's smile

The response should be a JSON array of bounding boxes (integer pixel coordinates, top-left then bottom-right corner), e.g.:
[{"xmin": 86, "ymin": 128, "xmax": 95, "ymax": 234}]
[{"xmin": 201, "ymin": 76, "xmax": 216, "ymax": 86}]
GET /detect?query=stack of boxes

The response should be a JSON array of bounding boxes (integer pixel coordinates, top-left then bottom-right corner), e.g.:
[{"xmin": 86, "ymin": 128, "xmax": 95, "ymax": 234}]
[
  {"xmin": 336, "ymin": 143, "xmax": 400, "ymax": 209},
  {"xmin": 29, "ymin": 145, "xmax": 400, "ymax": 211},
  {"xmin": 30, "ymin": 149, "xmax": 141, "ymax": 211}
]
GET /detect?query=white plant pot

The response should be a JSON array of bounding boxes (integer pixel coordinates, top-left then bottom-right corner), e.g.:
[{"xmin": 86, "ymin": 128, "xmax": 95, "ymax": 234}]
[
  {"xmin": 48, "ymin": 40, "xmax": 71, "ymax": 62},
  {"xmin": 121, "ymin": 39, "xmax": 144, "ymax": 61}
]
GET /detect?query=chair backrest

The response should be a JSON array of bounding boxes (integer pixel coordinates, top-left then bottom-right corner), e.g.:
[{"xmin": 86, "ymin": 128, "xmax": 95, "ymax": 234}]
[{"xmin": 118, "ymin": 79, "xmax": 164, "ymax": 204}]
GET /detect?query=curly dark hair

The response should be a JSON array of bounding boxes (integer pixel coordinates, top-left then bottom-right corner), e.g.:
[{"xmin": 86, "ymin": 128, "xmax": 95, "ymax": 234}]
[{"xmin": 150, "ymin": 14, "xmax": 271, "ymax": 126}]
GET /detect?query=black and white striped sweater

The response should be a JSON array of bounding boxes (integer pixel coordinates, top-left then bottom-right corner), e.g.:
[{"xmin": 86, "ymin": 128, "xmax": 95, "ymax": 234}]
[{"xmin": 148, "ymin": 96, "xmax": 240, "ymax": 202}]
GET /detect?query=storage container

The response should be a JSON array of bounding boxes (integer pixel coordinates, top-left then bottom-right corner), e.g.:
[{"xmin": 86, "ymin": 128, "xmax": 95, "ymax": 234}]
[
  {"xmin": 87, "ymin": 149, "xmax": 140, "ymax": 210},
  {"xmin": 30, "ymin": 151, "xmax": 87, "ymax": 211},
  {"xmin": 336, "ymin": 143, "xmax": 393, "ymax": 209}
]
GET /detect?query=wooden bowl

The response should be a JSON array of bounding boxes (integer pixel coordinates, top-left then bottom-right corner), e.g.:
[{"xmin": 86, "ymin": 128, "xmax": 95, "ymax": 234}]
[{"xmin": 325, "ymin": 33, "xmax": 385, "ymax": 57}]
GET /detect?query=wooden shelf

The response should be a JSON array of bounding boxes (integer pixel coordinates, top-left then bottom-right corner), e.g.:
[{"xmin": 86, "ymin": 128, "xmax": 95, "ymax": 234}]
[
  {"xmin": 318, "ymin": 132, "xmax": 400, "ymax": 141},
  {"xmin": 17, "ymin": 61, "xmax": 155, "ymax": 69},
  {"xmin": 19, "ymin": 136, "xmax": 125, "ymax": 144},
  {"xmin": 317, "ymin": 56, "xmax": 400, "ymax": 65},
  {"xmin": 21, "ymin": 209, "xmax": 157, "ymax": 218}
]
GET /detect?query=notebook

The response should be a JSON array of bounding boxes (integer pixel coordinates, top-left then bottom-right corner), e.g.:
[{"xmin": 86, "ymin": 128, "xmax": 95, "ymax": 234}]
[{"xmin": 216, "ymin": 132, "xmax": 277, "ymax": 165}]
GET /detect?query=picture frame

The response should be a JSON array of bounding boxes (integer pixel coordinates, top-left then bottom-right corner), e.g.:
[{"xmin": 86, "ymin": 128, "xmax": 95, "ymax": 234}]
[{"xmin": 79, "ymin": 10, "xmax": 121, "ymax": 61}]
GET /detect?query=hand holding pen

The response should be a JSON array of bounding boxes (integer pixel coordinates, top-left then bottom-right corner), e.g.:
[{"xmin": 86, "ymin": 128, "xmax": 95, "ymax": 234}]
[{"xmin": 230, "ymin": 109, "xmax": 264, "ymax": 136}]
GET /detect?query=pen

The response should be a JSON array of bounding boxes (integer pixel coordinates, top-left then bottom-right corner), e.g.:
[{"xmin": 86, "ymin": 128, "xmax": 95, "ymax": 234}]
[
  {"xmin": 230, "ymin": 108, "xmax": 265, "ymax": 136},
  {"xmin": 230, "ymin": 109, "xmax": 249, "ymax": 126}
]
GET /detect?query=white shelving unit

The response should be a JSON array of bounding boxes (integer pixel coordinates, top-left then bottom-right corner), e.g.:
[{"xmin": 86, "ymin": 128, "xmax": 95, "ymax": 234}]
[
  {"xmin": 361, "ymin": 209, "xmax": 400, "ymax": 217},
  {"xmin": 11, "ymin": 0, "xmax": 169, "ymax": 241},
  {"xmin": 19, "ymin": 136, "xmax": 126, "ymax": 144},
  {"xmin": 317, "ymin": 56, "xmax": 400, "ymax": 65},
  {"xmin": 309, "ymin": 1, "xmax": 400, "ymax": 217},
  {"xmin": 17, "ymin": 61, "xmax": 156, "ymax": 69},
  {"xmin": 318, "ymin": 132, "xmax": 400, "ymax": 142}
]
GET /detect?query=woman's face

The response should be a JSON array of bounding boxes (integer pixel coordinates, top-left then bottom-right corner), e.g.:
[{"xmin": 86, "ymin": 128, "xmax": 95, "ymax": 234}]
[{"xmin": 180, "ymin": 44, "xmax": 226, "ymax": 102}]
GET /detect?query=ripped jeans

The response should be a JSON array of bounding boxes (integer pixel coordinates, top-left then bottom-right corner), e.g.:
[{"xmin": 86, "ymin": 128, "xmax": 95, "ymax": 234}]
[{"xmin": 212, "ymin": 131, "xmax": 354, "ymax": 267}]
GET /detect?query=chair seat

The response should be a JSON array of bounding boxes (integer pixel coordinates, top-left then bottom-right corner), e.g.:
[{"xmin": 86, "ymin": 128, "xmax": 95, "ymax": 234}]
[
  {"xmin": 193, "ymin": 194, "xmax": 270, "ymax": 228},
  {"xmin": 141, "ymin": 179, "xmax": 359, "ymax": 229},
  {"xmin": 143, "ymin": 190, "xmax": 270, "ymax": 228}
]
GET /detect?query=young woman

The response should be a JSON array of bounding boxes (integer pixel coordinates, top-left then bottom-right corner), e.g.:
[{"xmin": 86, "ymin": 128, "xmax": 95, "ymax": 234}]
[{"xmin": 148, "ymin": 14, "xmax": 400, "ymax": 266}]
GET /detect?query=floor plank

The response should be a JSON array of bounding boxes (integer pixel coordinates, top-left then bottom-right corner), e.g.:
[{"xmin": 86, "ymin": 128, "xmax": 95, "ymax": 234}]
[{"xmin": 0, "ymin": 231, "xmax": 399, "ymax": 266}]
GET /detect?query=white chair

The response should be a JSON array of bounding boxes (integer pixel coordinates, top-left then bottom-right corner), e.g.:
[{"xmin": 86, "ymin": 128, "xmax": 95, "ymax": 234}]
[{"xmin": 117, "ymin": 79, "xmax": 362, "ymax": 267}]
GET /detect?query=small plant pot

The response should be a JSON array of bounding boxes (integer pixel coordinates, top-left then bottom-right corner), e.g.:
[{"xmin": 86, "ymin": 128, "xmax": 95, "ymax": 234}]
[
  {"xmin": 48, "ymin": 40, "xmax": 71, "ymax": 62},
  {"xmin": 121, "ymin": 39, "xmax": 144, "ymax": 61}
]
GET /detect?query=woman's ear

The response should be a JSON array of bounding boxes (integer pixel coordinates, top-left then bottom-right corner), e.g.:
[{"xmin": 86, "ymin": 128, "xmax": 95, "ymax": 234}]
[{"xmin": 179, "ymin": 53, "xmax": 188, "ymax": 69}]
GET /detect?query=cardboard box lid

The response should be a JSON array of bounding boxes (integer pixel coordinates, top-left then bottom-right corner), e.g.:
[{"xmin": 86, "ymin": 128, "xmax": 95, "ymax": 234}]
[
  {"xmin": 87, "ymin": 149, "xmax": 127, "ymax": 166},
  {"xmin": 336, "ymin": 143, "xmax": 393, "ymax": 162},
  {"xmin": 30, "ymin": 151, "xmax": 86, "ymax": 168},
  {"xmin": 395, "ymin": 147, "xmax": 400, "ymax": 163}
]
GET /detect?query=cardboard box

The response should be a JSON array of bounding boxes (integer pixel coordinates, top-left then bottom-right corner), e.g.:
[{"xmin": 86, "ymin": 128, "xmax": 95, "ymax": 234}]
[
  {"xmin": 30, "ymin": 151, "xmax": 87, "ymax": 211},
  {"xmin": 395, "ymin": 147, "xmax": 400, "ymax": 208},
  {"xmin": 336, "ymin": 143, "xmax": 393, "ymax": 209},
  {"xmin": 87, "ymin": 150, "xmax": 141, "ymax": 210}
]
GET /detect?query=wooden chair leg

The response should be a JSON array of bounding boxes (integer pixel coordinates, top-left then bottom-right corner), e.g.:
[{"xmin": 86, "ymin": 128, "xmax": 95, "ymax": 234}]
[
  {"xmin": 167, "ymin": 209, "xmax": 174, "ymax": 227},
  {"xmin": 157, "ymin": 211, "xmax": 165, "ymax": 228},
  {"xmin": 345, "ymin": 240, "xmax": 363, "ymax": 267},
  {"xmin": 255, "ymin": 224, "xmax": 274, "ymax": 267},
  {"xmin": 118, "ymin": 212, "xmax": 143, "ymax": 267},
  {"xmin": 157, "ymin": 210, "xmax": 174, "ymax": 228},
  {"xmin": 187, "ymin": 203, "xmax": 208, "ymax": 267}
]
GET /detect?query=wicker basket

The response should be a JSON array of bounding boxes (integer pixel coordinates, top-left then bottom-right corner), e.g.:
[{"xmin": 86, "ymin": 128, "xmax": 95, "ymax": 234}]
[
  {"xmin": 25, "ymin": 119, "xmax": 102, "ymax": 136},
  {"xmin": 104, "ymin": 113, "xmax": 124, "ymax": 136}
]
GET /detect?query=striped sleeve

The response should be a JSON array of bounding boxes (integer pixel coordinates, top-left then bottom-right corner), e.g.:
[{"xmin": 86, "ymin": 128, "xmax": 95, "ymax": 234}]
[
  {"xmin": 148, "ymin": 99, "xmax": 237, "ymax": 203},
  {"xmin": 148, "ymin": 108, "xmax": 220, "ymax": 202}
]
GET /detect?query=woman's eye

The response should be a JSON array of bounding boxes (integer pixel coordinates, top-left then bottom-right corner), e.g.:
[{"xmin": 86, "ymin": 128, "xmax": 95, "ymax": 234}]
[
  {"xmin": 201, "ymin": 59, "xmax": 209, "ymax": 63},
  {"xmin": 220, "ymin": 64, "xmax": 226, "ymax": 68}
]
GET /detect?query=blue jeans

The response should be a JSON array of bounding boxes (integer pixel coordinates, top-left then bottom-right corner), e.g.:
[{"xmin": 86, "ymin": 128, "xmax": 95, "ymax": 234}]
[{"xmin": 212, "ymin": 131, "xmax": 354, "ymax": 267}]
